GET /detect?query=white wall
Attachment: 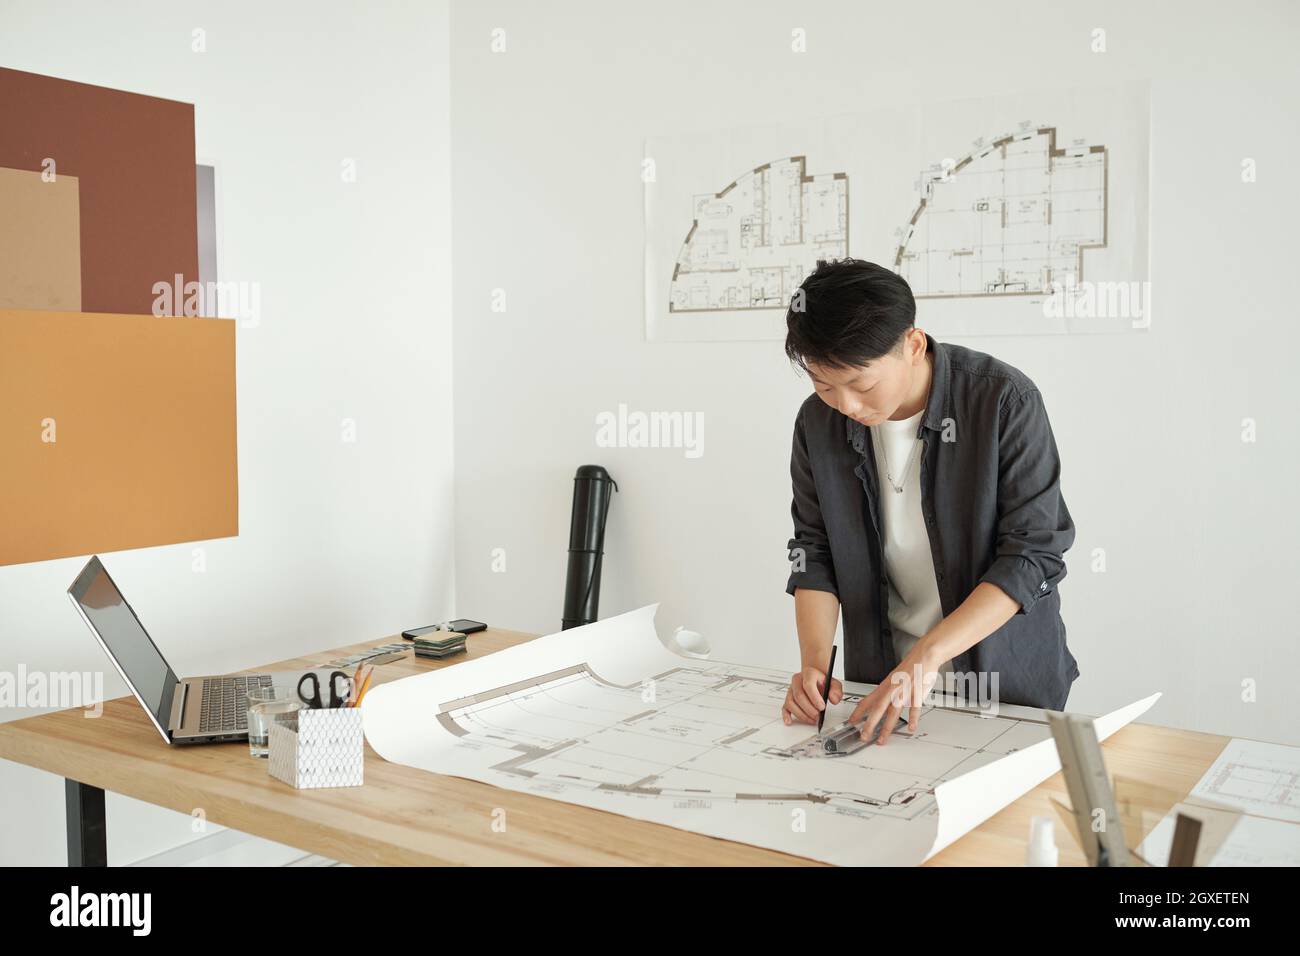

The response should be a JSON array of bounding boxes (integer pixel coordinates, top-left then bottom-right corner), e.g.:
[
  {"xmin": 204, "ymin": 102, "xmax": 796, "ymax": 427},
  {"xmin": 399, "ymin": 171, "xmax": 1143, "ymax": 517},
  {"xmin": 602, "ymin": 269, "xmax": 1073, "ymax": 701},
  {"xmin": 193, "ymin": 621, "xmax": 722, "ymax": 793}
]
[
  {"xmin": 0, "ymin": 0, "xmax": 454, "ymax": 864},
  {"xmin": 449, "ymin": 1, "xmax": 1300, "ymax": 744}
]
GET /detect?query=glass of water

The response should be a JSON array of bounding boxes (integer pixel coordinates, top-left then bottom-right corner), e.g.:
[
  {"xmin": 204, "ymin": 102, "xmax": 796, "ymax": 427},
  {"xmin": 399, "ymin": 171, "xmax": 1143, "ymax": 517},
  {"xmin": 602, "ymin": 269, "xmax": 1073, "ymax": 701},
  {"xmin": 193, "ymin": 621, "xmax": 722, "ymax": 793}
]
[{"xmin": 245, "ymin": 685, "xmax": 303, "ymax": 758}]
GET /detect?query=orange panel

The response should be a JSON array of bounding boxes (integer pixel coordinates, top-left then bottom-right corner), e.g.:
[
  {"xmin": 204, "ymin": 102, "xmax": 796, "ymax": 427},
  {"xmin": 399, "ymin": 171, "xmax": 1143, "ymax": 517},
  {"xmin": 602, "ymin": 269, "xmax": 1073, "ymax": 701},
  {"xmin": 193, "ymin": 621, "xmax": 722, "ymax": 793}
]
[{"xmin": 0, "ymin": 309, "xmax": 237, "ymax": 565}]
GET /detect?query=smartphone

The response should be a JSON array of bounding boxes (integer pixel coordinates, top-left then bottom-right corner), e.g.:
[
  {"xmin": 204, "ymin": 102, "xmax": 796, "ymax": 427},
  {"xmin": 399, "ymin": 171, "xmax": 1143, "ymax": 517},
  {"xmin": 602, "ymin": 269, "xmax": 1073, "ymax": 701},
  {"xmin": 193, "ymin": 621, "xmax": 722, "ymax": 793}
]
[{"xmin": 402, "ymin": 619, "xmax": 487, "ymax": 640}]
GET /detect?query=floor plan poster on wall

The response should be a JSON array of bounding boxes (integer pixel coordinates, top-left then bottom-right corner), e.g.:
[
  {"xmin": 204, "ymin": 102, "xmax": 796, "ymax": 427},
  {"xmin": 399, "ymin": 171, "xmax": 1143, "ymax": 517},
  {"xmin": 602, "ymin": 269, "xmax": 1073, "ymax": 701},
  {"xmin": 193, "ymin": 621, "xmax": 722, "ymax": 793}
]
[
  {"xmin": 644, "ymin": 83, "xmax": 1149, "ymax": 341},
  {"xmin": 363, "ymin": 604, "xmax": 1159, "ymax": 866}
]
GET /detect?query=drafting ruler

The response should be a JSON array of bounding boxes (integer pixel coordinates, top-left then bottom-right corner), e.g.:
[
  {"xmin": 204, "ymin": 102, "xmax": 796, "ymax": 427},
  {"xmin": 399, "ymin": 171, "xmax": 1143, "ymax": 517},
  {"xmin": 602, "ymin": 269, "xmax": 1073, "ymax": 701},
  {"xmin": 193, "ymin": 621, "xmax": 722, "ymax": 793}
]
[
  {"xmin": 1047, "ymin": 711, "xmax": 1130, "ymax": 867},
  {"xmin": 819, "ymin": 716, "xmax": 907, "ymax": 755}
]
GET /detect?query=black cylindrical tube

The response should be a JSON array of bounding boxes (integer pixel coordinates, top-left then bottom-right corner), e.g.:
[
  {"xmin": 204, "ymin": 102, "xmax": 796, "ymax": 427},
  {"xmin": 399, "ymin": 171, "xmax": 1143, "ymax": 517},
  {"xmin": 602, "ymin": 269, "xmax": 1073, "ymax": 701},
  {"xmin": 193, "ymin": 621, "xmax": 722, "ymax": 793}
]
[{"xmin": 561, "ymin": 464, "xmax": 618, "ymax": 630}]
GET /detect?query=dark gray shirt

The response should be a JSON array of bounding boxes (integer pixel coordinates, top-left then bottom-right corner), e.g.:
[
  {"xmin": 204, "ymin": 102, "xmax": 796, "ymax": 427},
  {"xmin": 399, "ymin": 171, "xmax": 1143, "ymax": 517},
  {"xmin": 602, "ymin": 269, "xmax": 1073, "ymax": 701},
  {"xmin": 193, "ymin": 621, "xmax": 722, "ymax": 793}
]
[{"xmin": 786, "ymin": 333, "xmax": 1079, "ymax": 709}]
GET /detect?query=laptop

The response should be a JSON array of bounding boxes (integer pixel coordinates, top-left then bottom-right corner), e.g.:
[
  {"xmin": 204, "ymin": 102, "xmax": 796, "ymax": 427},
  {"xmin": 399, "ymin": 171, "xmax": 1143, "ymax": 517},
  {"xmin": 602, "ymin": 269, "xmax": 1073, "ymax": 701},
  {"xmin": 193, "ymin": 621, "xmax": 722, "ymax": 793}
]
[{"xmin": 68, "ymin": 555, "xmax": 323, "ymax": 745}]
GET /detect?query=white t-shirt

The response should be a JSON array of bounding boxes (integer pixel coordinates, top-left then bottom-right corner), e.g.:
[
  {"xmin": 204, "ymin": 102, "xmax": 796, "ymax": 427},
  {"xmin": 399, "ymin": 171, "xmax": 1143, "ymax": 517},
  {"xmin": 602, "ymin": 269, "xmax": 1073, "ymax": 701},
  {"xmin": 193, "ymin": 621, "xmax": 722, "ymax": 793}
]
[{"xmin": 869, "ymin": 409, "xmax": 953, "ymax": 676}]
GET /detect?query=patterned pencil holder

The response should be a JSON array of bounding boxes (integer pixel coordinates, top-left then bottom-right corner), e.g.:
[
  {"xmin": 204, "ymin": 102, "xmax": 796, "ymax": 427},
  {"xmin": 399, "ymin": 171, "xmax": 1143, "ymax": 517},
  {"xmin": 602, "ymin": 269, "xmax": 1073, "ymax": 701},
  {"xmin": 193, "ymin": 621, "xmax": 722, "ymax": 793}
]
[{"xmin": 268, "ymin": 707, "xmax": 364, "ymax": 789}]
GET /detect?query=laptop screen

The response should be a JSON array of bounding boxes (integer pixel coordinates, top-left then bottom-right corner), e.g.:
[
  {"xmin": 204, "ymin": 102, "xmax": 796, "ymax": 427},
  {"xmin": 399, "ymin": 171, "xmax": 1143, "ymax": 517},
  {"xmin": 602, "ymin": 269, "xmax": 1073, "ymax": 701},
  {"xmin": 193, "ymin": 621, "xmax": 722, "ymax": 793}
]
[{"xmin": 69, "ymin": 556, "xmax": 179, "ymax": 740}]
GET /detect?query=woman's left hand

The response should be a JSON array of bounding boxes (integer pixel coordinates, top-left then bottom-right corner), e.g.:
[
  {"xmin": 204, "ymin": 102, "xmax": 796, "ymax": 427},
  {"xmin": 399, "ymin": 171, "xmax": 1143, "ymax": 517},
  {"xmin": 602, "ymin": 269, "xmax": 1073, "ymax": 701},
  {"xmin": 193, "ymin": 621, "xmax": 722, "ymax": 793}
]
[{"xmin": 847, "ymin": 643, "xmax": 942, "ymax": 745}]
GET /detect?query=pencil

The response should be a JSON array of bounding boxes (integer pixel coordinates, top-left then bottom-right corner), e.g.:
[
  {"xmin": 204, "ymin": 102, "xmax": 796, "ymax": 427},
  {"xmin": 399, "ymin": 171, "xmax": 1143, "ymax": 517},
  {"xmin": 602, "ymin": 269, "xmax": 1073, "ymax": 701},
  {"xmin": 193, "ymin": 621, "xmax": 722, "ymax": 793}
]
[
  {"xmin": 817, "ymin": 645, "xmax": 838, "ymax": 733},
  {"xmin": 353, "ymin": 667, "xmax": 375, "ymax": 707},
  {"xmin": 349, "ymin": 663, "xmax": 364, "ymax": 705}
]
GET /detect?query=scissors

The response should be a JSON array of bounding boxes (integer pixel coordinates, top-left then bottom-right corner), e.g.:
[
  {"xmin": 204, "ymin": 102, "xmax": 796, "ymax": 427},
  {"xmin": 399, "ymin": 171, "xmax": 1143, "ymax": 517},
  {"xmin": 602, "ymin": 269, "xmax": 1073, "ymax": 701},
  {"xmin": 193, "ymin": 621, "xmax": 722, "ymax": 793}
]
[{"xmin": 297, "ymin": 670, "xmax": 352, "ymax": 710}]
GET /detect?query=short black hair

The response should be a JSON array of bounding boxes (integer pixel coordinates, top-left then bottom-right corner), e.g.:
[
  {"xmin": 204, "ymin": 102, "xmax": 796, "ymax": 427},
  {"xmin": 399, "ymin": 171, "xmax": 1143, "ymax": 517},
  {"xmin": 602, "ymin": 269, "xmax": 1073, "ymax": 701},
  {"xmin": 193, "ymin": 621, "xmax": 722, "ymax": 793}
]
[{"xmin": 784, "ymin": 258, "xmax": 915, "ymax": 372}]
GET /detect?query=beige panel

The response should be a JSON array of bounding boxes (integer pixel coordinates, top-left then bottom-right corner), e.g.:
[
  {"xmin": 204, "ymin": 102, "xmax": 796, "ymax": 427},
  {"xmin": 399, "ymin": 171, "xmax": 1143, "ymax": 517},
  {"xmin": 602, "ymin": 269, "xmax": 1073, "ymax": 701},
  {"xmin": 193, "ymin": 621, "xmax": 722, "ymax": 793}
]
[
  {"xmin": 0, "ymin": 166, "xmax": 82, "ymax": 310},
  {"xmin": 0, "ymin": 309, "xmax": 238, "ymax": 566}
]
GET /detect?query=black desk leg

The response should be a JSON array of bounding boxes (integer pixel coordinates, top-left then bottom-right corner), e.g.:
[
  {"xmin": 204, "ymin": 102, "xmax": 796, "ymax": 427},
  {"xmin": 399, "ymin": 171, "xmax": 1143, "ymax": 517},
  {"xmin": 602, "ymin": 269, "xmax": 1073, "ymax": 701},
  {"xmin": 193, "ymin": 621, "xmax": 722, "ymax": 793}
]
[{"xmin": 65, "ymin": 779, "xmax": 107, "ymax": 867}]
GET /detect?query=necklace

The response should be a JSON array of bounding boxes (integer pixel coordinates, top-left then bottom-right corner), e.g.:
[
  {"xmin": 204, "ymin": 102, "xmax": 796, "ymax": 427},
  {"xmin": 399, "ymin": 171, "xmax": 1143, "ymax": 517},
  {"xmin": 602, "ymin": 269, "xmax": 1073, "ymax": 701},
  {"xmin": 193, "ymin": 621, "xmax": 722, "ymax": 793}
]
[
  {"xmin": 872, "ymin": 425, "xmax": 922, "ymax": 494},
  {"xmin": 874, "ymin": 355, "xmax": 933, "ymax": 493}
]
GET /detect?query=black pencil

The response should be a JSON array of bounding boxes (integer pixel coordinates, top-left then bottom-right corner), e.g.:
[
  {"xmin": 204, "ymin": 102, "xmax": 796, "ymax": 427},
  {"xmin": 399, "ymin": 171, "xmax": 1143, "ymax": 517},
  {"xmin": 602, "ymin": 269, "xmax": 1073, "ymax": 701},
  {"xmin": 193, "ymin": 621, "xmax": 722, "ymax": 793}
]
[{"xmin": 817, "ymin": 644, "xmax": 838, "ymax": 733}]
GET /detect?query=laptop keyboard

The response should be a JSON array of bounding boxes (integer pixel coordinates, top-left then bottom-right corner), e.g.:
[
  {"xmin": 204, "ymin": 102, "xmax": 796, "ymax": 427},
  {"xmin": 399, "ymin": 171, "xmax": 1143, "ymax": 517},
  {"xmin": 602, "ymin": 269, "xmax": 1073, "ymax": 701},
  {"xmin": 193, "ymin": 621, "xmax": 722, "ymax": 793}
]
[{"xmin": 197, "ymin": 674, "xmax": 273, "ymax": 734}]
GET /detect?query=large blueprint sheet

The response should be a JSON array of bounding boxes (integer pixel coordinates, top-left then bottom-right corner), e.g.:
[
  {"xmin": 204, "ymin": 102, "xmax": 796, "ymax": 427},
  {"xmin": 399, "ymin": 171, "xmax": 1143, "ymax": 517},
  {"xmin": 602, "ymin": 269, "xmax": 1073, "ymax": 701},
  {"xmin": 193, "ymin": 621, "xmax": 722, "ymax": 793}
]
[{"xmin": 363, "ymin": 606, "xmax": 1158, "ymax": 865}]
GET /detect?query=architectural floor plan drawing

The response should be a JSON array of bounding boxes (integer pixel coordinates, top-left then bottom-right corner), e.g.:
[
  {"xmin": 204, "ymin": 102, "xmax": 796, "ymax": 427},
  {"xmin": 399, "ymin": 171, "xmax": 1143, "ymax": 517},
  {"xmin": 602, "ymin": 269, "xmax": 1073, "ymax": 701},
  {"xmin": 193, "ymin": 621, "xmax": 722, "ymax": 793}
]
[
  {"xmin": 364, "ymin": 605, "xmax": 1159, "ymax": 866},
  {"xmin": 645, "ymin": 82, "xmax": 1148, "ymax": 339},
  {"xmin": 894, "ymin": 126, "xmax": 1107, "ymax": 299},
  {"xmin": 1188, "ymin": 738, "xmax": 1300, "ymax": 825},
  {"xmin": 668, "ymin": 156, "xmax": 847, "ymax": 313},
  {"xmin": 1137, "ymin": 738, "xmax": 1300, "ymax": 866},
  {"xmin": 437, "ymin": 659, "xmax": 1042, "ymax": 817}
]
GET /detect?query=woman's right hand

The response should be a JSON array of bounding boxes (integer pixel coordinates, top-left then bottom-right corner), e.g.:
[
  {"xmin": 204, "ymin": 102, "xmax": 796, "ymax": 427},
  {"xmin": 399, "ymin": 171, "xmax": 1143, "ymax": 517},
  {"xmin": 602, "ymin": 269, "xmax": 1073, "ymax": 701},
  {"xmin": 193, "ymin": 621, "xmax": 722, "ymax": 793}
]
[{"xmin": 781, "ymin": 666, "xmax": 842, "ymax": 725}]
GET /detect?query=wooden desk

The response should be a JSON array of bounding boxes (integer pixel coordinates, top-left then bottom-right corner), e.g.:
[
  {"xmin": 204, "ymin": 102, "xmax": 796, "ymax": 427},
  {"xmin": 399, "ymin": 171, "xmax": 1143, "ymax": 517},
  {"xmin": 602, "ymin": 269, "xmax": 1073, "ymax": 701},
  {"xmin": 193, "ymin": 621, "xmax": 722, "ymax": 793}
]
[{"xmin": 0, "ymin": 627, "xmax": 1229, "ymax": 866}]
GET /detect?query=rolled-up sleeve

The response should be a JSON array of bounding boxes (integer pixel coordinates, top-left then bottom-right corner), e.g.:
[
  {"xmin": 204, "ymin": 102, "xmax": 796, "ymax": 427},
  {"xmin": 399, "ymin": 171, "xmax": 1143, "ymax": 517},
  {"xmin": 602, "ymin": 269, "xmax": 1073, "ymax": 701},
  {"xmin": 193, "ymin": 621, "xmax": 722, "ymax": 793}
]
[
  {"xmin": 785, "ymin": 407, "xmax": 839, "ymax": 597},
  {"xmin": 978, "ymin": 387, "xmax": 1075, "ymax": 615}
]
